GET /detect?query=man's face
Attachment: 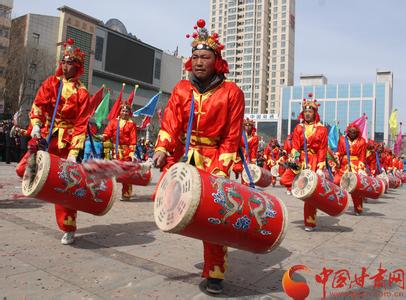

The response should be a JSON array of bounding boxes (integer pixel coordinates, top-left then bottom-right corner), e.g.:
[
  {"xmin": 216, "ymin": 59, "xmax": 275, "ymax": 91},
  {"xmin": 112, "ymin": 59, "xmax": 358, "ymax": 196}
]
[
  {"xmin": 120, "ymin": 106, "xmax": 131, "ymax": 120},
  {"xmin": 244, "ymin": 124, "xmax": 253, "ymax": 134},
  {"xmin": 303, "ymin": 108, "xmax": 315, "ymax": 123},
  {"xmin": 347, "ymin": 127, "xmax": 358, "ymax": 140},
  {"xmin": 61, "ymin": 59, "xmax": 77, "ymax": 80},
  {"xmin": 191, "ymin": 49, "xmax": 216, "ymax": 82}
]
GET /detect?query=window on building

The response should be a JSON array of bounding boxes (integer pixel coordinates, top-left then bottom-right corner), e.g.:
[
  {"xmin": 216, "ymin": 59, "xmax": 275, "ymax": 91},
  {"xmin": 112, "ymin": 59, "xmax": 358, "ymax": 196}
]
[
  {"xmin": 32, "ymin": 33, "xmax": 40, "ymax": 45},
  {"xmin": 29, "ymin": 63, "xmax": 37, "ymax": 74},
  {"xmin": 281, "ymin": 49, "xmax": 285, "ymax": 55},
  {"xmin": 280, "ymin": 63, "xmax": 285, "ymax": 69},
  {"xmin": 271, "ymin": 94, "xmax": 275, "ymax": 100},
  {"xmin": 282, "ymin": 26, "xmax": 286, "ymax": 32},
  {"xmin": 95, "ymin": 36, "xmax": 104, "ymax": 61},
  {"xmin": 272, "ymin": 64, "xmax": 276, "ymax": 70},
  {"xmin": 281, "ymin": 41, "xmax": 286, "ymax": 47},
  {"xmin": 281, "ymin": 56, "xmax": 285, "ymax": 62},
  {"xmin": 272, "ymin": 57, "xmax": 276, "ymax": 63},
  {"xmin": 272, "ymin": 49, "xmax": 277, "ymax": 55},
  {"xmin": 282, "ymin": 12, "xmax": 286, "ymax": 19},
  {"xmin": 271, "ymin": 79, "xmax": 276, "ymax": 85},
  {"xmin": 273, "ymin": 27, "xmax": 278, "ymax": 34},
  {"xmin": 154, "ymin": 57, "xmax": 161, "ymax": 80}
]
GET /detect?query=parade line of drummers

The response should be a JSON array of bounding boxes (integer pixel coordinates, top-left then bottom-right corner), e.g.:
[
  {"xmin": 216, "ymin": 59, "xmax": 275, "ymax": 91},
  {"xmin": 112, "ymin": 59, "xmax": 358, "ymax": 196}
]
[{"xmin": 9, "ymin": 19, "xmax": 405, "ymax": 294}]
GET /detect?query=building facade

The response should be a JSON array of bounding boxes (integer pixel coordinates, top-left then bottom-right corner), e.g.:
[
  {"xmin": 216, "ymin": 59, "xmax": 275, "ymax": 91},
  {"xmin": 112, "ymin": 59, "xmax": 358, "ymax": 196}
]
[
  {"xmin": 5, "ymin": 13, "xmax": 59, "ymax": 125},
  {"xmin": 210, "ymin": 0, "xmax": 295, "ymax": 115},
  {"xmin": 278, "ymin": 71, "xmax": 394, "ymax": 144},
  {"xmin": 0, "ymin": 0, "xmax": 12, "ymax": 116}
]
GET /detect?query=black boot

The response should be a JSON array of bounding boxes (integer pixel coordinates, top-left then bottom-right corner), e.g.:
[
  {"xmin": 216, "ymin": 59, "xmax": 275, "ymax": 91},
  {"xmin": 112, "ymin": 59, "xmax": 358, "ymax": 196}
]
[{"xmin": 206, "ymin": 278, "xmax": 223, "ymax": 294}]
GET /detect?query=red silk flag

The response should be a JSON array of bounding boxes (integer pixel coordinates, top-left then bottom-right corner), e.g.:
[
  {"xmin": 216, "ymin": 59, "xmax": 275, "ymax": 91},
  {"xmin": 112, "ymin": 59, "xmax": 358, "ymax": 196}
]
[{"xmin": 107, "ymin": 83, "xmax": 125, "ymax": 120}]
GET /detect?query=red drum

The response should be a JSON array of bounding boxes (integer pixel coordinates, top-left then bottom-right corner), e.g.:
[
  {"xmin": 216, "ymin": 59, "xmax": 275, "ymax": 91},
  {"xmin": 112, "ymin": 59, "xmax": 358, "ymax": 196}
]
[
  {"xmin": 154, "ymin": 162, "xmax": 288, "ymax": 253},
  {"xmin": 340, "ymin": 172, "xmax": 384, "ymax": 199},
  {"xmin": 22, "ymin": 151, "xmax": 118, "ymax": 215},
  {"xmin": 292, "ymin": 169, "xmax": 350, "ymax": 217},
  {"xmin": 242, "ymin": 164, "xmax": 273, "ymax": 188},
  {"xmin": 116, "ymin": 167, "xmax": 152, "ymax": 186},
  {"xmin": 377, "ymin": 173, "xmax": 389, "ymax": 193},
  {"xmin": 270, "ymin": 165, "xmax": 280, "ymax": 177},
  {"xmin": 388, "ymin": 174, "xmax": 401, "ymax": 189}
]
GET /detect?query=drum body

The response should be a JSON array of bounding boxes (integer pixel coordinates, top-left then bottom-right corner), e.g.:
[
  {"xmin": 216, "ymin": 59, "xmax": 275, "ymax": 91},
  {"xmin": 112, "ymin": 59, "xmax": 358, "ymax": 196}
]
[
  {"xmin": 242, "ymin": 164, "xmax": 273, "ymax": 188},
  {"xmin": 154, "ymin": 162, "xmax": 288, "ymax": 253},
  {"xmin": 388, "ymin": 174, "xmax": 401, "ymax": 189},
  {"xmin": 340, "ymin": 172, "xmax": 384, "ymax": 199},
  {"xmin": 377, "ymin": 173, "xmax": 389, "ymax": 192},
  {"xmin": 116, "ymin": 168, "xmax": 152, "ymax": 186},
  {"xmin": 22, "ymin": 151, "xmax": 118, "ymax": 215},
  {"xmin": 292, "ymin": 169, "xmax": 350, "ymax": 217}
]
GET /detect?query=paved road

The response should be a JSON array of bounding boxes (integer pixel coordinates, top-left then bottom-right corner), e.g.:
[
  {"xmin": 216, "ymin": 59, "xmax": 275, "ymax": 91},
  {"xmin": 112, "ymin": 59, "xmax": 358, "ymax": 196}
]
[{"xmin": 0, "ymin": 162, "xmax": 405, "ymax": 299}]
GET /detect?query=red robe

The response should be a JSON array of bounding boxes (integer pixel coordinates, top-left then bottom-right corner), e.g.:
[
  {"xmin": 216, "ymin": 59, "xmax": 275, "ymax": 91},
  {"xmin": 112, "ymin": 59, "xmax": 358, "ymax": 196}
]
[
  {"xmin": 103, "ymin": 118, "xmax": 137, "ymax": 160},
  {"xmin": 155, "ymin": 79, "xmax": 244, "ymax": 280},
  {"xmin": 280, "ymin": 122, "xmax": 328, "ymax": 227},
  {"xmin": 366, "ymin": 149, "xmax": 377, "ymax": 175},
  {"xmin": 232, "ymin": 133, "xmax": 258, "ymax": 174},
  {"xmin": 334, "ymin": 135, "xmax": 366, "ymax": 181},
  {"xmin": 156, "ymin": 80, "xmax": 244, "ymax": 177},
  {"xmin": 29, "ymin": 75, "xmax": 91, "ymax": 233},
  {"xmin": 103, "ymin": 118, "xmax": 137, "ymax": 199},
  {"xmin": 30, "ymin": 75, "xmax": 91, "ymax": 157},
  {"xmin": 334, "ymin": 135, "xmax": 367, "ymax": 214}
]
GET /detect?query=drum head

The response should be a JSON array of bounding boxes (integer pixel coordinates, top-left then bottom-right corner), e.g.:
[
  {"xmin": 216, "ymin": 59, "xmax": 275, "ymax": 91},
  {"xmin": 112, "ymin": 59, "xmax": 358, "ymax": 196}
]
[
  {"xmin": 242, "ymin": 164, "xmax": 260, "ymax": 184},
  {"xmin": 270, "ymin": 165, "xmax": 279, "ymax": 177},
  {"xmin": 154, "ymin": 163, "xmax": 201, "ymax": 233},
  {"xmin": 22, "ymin": 151, "xmax": 50, "ymax": 197},
  {"xmin": 292, "ymin": 169, "xmax": 318, "ymax": 199},
  {"xmin": 340, "ymin": 172, "xmax": 357, "ymax": 193}
]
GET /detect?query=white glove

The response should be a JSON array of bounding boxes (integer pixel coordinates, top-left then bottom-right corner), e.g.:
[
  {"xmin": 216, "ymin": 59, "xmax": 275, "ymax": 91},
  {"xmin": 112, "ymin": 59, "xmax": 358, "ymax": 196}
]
[
  {"xmin": 31, "ymin": 124, "xmax": 41, "ymax": 138},
  {"xmin": 316, "ymin": 169, "xmax": 325, "ymax": 177},
  {"xmin": 67, "ymin": 155, "xmax": 77, "ymax": 163}
]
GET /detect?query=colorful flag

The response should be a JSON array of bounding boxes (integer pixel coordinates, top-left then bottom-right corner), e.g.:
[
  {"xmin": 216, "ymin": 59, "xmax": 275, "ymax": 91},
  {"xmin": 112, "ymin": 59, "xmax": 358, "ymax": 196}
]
[
  {"xmin": 133, "ymin": 91, "xmax": 161, "ymax": 117},
  {"xmin": 127, "ymin": 84, "xmax": 139, "ymax": 107},
  {"xmin": 107, "ymin": 83, "xmax": 125, "ymax": 120},
  {"xmin": 88, "ymin": 86, "xmax": 105, "ymax": 116},
  {"xmin": 328, "ymin": 123, "xmax": 339, "ymax": 151},
  {"xmin": 93, "ymin": 90, "xmax": 110, "ymax": 128},
  {"xmin": 394, "ymin": 123, "xmax": 402, "ymax": 156},
  {"xmin": 351, "ymin": 114, "xmax": 368, "ymax": 141},
  {"xmin": 139, "ymin": 116, "xmax": 151, "ymax": 129},
  {"xmin": 389, "ymin": 109, "xmax": 398, "ymax": 138}
]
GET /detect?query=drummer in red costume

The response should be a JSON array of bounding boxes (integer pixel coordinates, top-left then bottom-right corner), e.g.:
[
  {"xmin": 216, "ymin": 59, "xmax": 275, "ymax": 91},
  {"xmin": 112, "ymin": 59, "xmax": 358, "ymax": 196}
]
[
  {"xmin": 264, "ymin": 138, "xmax": 281, "ymax": 186},
  {"xmin": 152, "ymin": 19, "xmax": 244, "ymax": 294},
  {"xmin": 333, "ymin": 123, "xmax": 367, "ymax": 215},
  {"xmin": 102, "ymin": 103, "xmax": 137, "ymax": 200},
  {"xmin": 29, "ymin": 38, "xmax": 90, "ymax": 245},
  {"xmin": 365, "ymin": 140, "xmax": 377, "ymax": 176},
  {"xmin": 280, "ymin": 93, "xmax": 328, "ymax": 231},
  {"xmin": 233, "ymin": 118, "xmax": 258, "ymax": 179}
]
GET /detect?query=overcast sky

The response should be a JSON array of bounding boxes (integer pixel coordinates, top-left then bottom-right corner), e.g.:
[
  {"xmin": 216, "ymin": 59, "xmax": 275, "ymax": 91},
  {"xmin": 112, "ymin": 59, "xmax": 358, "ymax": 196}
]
[{"xmin": 13, "ymin": 0, "xmax": 406, "ymax": 124}]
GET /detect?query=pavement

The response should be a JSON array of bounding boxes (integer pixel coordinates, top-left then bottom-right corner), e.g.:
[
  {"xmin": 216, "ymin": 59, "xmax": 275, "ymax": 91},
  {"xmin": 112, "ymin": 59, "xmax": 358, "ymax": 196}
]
[{"xmin": 0, "ymin": 161, "xmax": 405, "ymax": 300}]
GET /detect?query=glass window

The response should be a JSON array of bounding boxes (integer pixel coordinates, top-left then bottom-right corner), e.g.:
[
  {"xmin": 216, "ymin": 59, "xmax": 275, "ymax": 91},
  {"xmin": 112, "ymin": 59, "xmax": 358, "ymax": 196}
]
[
  {"xmin": 324, "ymin": 101, "xmax": 336, "ymax": 126},
  {"xmin": 32, "ymin": 32, "xmax": 40, "ymax": 44},
  {"xmin": 348, "ymin": 100, "xmax": 361, "ymax": 123},
  {"xmin": 362, "ymin": 83, "xmax": 373, "ymax": 98},
  {"xmin": 293, "ymin": 86, "xmax": 302, "ymax": 99},
  {"xmin": 315, "ymin": 85, "xmax": 325, "ymax": 99},
  {"xmin": 337, "ymin": 100, "xmax": 348, "ymax": 133},
  {"xmin": 338, "ymin": 84, "xmax": 348, "ymax": 98},
  {"xmin": 362, "ymin": 100, "xmax": 373, "ymax": 138},
  {"xmin": 350, "ymin": 84, "xmax": 361, "ymax": 98},
  {"xmin": 326, "ymin": 84, "xmax": 337, "ymax": 98}
]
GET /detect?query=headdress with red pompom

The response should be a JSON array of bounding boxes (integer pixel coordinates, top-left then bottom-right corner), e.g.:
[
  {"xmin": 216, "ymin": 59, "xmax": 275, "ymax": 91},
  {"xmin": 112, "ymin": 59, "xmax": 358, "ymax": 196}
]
[
  {"xmin": 56, "ymin": 38, "xmax": 86, "ymax": 79},
  {"xmin": 298, "ymin": 93, "xmax": 321, "ymax": 123},
  {"xmin": 184, "ymin": 19, "xmax": 229, "ymax": 74}
]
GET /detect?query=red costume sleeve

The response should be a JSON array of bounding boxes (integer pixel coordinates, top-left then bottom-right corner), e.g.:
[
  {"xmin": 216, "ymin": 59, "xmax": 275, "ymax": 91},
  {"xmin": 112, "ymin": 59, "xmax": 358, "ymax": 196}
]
[
  {"xmin": 249, "ymin": 136, "xmax": 259, "ymax": 163},
  {"xmin": 211, "ymin": 87, "xmax": 245, "ymax": 175},
  {"xmin": 103, "ymin": 119, "xmax": 117, "ymax": 141},
  {"xmin": 316, "ymin": 127, "xmax": 328, "ymax": 168},
  {"xmin": 69, "ymin": 87, "xmax": 91, "ymax": 155},
  {"xmin": 155, "ymin": 85, "xmax": 184, "ymax": 155}
]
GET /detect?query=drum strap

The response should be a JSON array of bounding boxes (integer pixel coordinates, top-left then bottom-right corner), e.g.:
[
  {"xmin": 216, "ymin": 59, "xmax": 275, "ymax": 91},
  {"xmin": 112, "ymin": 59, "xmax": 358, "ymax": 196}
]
[
  {"xmin": 87, "ymin": 124, "xmax": 97, "ymax": 158},
  {"xmin": 302, "ymin": 125, "xmax": 309, "ymax": 169},
  {"xmin": 182, "ymin": 93, "xmax": 195, "ymax": 162},
  {"xmin": 115, "ymin": 118, "xmax": 120, "ymax": 159},
  {"xmin": 344, "ymin": 136, "xmax": 352, "ymax": 172},
  {"xmin": 326, "ymin": 158, "xmax": 334, "ymax": 181},
  {"xmin": 46, "ymin": 80, "xmax": 63, "ymax": 150},
  {"xmin": 376, "ymin": 152, "xmax": 382, "ymax": 174},
  {"xmin": 242, "ymin": 130, "xmax": 251, "ymax": 162},
  {"xmin": 238, "ymin": 147, "xmax": 255, "ymax": 188}
]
